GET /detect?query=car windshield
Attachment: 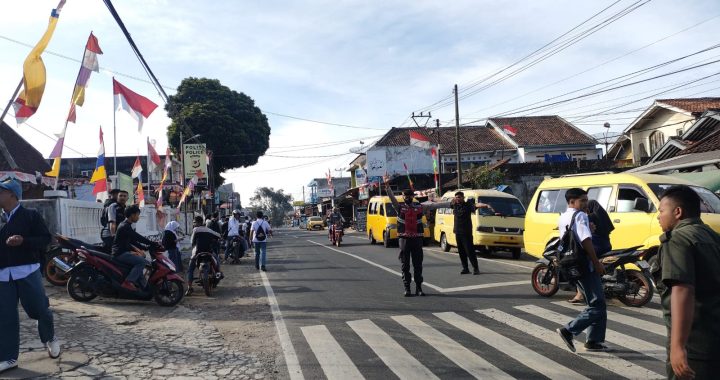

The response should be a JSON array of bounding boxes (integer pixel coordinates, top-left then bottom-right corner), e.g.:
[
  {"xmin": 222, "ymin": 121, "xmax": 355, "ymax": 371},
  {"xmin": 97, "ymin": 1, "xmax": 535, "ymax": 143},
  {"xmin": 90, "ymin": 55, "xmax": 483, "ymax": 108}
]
[
  {"xmin": 477, "ymin": 196, "xmax": 526, "ymax": 217},
  {"xmin": 310, "ymin": 217, "xmax": 322, "ymax": 221},
  {"xmin": 648, "ymin": 184, "xmax": 720, "ymax": 214},
  {"xmin": 384, "ymin": 203, "xmax": 397, "ymax": 217}
]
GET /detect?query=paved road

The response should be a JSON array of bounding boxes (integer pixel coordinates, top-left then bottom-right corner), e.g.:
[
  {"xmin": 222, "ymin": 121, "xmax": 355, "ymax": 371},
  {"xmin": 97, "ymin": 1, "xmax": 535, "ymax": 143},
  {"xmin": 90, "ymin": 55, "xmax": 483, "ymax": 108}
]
[{"xmin": 265, "ymin": 228, "xmax": 667, "ymax": 380}]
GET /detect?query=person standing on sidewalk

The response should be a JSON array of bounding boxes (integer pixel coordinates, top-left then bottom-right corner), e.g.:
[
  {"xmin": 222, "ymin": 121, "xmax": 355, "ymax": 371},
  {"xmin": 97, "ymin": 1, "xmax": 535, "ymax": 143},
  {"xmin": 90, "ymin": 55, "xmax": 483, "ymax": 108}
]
[
  {"xmin": 162, "ymin": 221, "xmax": 183, "ymax": 272},
  {"xmin": 0, "ymin": 179, "xmax": 60, "ymax": 374},
  {"xmin": 657, "ymin": 185, "xmax": 720, "ymax": 379},
  {"xmin": 451, "ymin": 191, "xmax": 491, "ymax": 275},
  {"xmin": 556, "ymin": 188, "xmax": 608, "ymax": 352},
  {"xmin": 251, "ymin": 211, "xmax": 272, "ymax": 271}
]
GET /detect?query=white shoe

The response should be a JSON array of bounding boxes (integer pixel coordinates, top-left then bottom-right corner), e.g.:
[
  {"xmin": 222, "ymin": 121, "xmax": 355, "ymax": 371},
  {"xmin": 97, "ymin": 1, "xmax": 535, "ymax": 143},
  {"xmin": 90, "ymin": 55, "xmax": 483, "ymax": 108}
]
[
  {"xmin": 46, "ymin": 337, "xmax": 61, "ymax": 359},
  {"xmin": 0, "ymin": 359, "xmax": 18, "ymax": 373}
]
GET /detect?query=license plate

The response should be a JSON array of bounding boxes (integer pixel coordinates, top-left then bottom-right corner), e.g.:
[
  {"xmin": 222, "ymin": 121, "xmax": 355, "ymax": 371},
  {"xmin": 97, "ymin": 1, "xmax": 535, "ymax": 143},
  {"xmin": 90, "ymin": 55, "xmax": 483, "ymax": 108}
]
[{"xmin": 637, "ymin": 260, "xmax": 650, "ymax": 269}]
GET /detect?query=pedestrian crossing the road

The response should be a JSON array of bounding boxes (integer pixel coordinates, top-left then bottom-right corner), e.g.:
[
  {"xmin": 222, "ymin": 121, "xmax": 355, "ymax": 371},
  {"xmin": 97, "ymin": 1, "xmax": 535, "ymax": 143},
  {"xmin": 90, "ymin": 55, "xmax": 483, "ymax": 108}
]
[{"xmin": 294, "ymin": 303, "xmax": 667, "ymax": 379}]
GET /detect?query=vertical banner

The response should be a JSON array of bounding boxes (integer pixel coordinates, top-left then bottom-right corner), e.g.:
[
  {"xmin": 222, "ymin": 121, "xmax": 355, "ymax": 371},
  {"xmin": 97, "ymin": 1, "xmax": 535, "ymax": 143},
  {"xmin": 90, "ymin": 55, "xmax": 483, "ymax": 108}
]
[
  {"xmin": 116, "ymin": 172, "xmax": 134, "ymax": 204},
  {"xmin": 183, "ymin": 143, "xmax": 208, "ymax": 186}
]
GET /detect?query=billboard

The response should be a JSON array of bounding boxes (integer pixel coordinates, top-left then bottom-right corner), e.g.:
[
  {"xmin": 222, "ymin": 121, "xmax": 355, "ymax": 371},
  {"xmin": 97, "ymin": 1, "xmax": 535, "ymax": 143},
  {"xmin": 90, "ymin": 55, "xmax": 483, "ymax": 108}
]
[
  {"xmin": 355, "ymin": 168, "xmax": 367, "ymax": 186},
  {"xmin": 183, "ymin": 143, "xmax": 208, "ymax": 185}
]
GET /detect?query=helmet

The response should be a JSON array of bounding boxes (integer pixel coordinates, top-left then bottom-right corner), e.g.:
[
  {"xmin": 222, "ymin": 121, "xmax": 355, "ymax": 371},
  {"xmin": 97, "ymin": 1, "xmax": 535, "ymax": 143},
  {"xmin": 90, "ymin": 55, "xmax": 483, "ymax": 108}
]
[{"xmin": 232, "ymin": 210, "xmax": 240, "ymax": 215}]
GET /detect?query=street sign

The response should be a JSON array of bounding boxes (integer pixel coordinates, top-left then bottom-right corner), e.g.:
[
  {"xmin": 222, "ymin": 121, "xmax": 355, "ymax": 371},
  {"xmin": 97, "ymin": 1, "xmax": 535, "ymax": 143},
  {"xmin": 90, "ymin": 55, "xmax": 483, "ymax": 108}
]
[{"xmin": 183, "ymin": 143, "xmax": 208, "ymax": 185}]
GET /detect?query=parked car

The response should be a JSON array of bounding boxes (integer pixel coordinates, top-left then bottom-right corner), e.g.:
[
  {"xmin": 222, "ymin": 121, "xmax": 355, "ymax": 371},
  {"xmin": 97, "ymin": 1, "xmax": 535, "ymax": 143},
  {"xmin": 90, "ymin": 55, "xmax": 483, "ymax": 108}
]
[
  {"xmin": 524, "ymin": 172, "xmax": 720, "ymax": 263},
  {"xmin": 307, "ymin": 216, "xmax": 324, "ymax": 230},
  {"xmin": 366, "ymin": 195, "xmax": 431, "ymax": 248},
  {"xmin": 433, "ymin": 189, "xmax": 526, "ymax": 259}
]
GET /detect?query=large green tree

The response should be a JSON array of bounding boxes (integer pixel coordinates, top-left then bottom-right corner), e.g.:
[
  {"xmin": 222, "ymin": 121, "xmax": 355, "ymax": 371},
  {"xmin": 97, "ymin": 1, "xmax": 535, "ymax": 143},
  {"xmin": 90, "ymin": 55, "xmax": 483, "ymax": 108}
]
[
  {"xmin": 166, "ymin": 77, "xmax": 270, "ymax": 185},
  {"xmin": 250, "ymin": 187, "xmax": 293, "ymax": 226}
]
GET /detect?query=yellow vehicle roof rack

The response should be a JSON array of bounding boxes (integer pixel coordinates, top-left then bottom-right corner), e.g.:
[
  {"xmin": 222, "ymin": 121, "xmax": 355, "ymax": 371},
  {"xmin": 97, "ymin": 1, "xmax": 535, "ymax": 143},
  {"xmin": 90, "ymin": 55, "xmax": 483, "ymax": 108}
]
[{"xmin": 559, "ymin": 171, "xmax": 614, "ymax": 178}]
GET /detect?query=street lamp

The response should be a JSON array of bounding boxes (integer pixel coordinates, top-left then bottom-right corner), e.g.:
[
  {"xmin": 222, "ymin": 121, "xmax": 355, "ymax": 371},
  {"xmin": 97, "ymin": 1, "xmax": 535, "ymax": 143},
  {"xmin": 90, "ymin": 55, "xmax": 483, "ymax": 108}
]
[{"xmin": 603, "ymin": 122, "xmax": 610, "ymax": 158}]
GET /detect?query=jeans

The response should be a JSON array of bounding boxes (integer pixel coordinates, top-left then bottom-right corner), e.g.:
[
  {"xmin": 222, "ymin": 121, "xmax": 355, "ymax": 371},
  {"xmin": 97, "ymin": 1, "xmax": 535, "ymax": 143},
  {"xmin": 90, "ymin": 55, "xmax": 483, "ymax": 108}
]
[
  {"xmin": 565, "ymin": 271, "xmax": 607, "ymax": 343},
  {"xmin": 455, "ymin": 233, "xmax": 479, "ymax": 271},
  {"xmin": 254, "ymin": 242, "xmax": 267, "ymax": 268},
  {"xmin": 399, "ymin": 237, "xmax": 424, "ymax": 287},
  {"xmin": 114, "ymin": 252, "xmax": 147, "ymax": 287},
  {"xmin": 0, "ymin": 269, "xmax": 55, "ymax": 361},
  {"xmin": 167, "ymin": 248, "xmax": 183, "ymax": 272}
]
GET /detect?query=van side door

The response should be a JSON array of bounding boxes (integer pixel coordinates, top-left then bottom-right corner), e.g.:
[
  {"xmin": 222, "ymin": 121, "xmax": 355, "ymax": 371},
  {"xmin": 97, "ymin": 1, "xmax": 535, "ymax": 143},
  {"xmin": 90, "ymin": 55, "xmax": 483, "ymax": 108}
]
[{"xmin": 607, "ymin": 184, "xmax": 653, "ymax": 250}]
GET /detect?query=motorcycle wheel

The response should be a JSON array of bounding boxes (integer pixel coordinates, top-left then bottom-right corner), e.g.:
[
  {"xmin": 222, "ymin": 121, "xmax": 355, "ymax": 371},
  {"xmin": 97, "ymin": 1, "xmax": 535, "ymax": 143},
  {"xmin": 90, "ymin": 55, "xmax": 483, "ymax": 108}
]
[
  {"xmin": 618, "ymin": 270, "xmax": 654, "ymax": 307},
  {"xmin": 201, "ymin": 265, "xmax": 212, "ymax": 297},
  {"xmin": 153, "ymin": 279, "xmax": 184, "ymax": 307},
  {"xmin": 335, "ymin": 236, "xmax": 341, "ymax": 247},
  {"xmin": 45, "ymin": 249, "xmax": 71, "ymax": 286},
  {"xmin": 66, "ymin": 270, "xmax": 97, "ymax": 302},
  {"xmin": 531, "ymin": 263, "xmax": 559, "ymax": 297}
]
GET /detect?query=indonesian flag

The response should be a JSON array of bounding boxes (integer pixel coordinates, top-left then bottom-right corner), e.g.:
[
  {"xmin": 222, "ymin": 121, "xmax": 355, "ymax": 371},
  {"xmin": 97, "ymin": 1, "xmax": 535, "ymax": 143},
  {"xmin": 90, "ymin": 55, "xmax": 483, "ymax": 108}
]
[
  {"xmin": 89, "ymin": 127, "xmax": 108, "ymax": 199},
  {"xmin": 326, "ymin": 169, "xmax": 333, "ymax": 190},
  {"xmin": 409, "ymin": 131, "xmax": 430, "ymax": 149},
  {"xmin": 147, "ymin": 138, "xmax": 161, "ymax": 173},
  {"xmin": 131, "ymin": 156, "xmax": 143, "ymax": 179},
  {"xmin": 12, "ymin": 1, "xmax": 66, "ymax": 124},
  {"xmin": 502, "ymin": 124, "xmax": 517, "ymax": 137},
  {"xmin": 113, "ymin": 78, "xmax": 158, "ymax": 132}
]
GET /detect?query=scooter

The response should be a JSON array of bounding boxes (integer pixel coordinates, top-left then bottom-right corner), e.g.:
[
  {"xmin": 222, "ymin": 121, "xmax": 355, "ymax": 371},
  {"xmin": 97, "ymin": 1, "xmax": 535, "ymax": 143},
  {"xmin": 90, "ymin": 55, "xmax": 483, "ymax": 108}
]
[
  {"xmin": 194, "ymin": 251, "xmax": 223, "ymax": 297},
  {"xmin": 531, "ymin": 238, "xmax": 656, "ymax": 307},
  {"xmin": 227, "ymin": 236, "xmax": 245, "ymax": 264},
  {"xmin": 58, "ymin": 243, "xmax": 185, "ymax": 307},
  {"xmin": 330, "ymin": 222, "xmax": 344, "ymax": 247}
]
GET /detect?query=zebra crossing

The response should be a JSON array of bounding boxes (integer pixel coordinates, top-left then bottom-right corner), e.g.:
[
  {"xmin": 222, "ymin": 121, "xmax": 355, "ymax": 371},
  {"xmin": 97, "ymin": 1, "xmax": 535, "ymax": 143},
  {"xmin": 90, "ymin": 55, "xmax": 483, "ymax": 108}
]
[{"xmin": 294, "ymin": 303, "xmax": 668, "ymax": 379}]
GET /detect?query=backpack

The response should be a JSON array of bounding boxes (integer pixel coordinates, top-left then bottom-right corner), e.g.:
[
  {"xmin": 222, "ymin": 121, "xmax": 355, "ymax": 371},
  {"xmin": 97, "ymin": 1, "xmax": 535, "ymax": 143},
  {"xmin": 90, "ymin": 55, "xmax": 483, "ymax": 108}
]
[
  {"xmin": 255, "ymin": 222, "xmax": 267, "ymax": 241},
  {"xmin": 557, "ymin": 211, "xmax": 585, "ymax": 280},
  {"xmin": 100, "ymin": 201, "xmax": 113, "ymax": 228}
]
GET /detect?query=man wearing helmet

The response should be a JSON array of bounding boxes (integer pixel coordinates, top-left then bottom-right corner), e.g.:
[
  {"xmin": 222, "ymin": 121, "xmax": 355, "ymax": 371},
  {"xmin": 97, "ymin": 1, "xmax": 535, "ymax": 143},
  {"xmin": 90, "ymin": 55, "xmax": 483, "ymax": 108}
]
[{"xmin": 327, "ymin": 207, "xmax": 345, "ymax": 241}]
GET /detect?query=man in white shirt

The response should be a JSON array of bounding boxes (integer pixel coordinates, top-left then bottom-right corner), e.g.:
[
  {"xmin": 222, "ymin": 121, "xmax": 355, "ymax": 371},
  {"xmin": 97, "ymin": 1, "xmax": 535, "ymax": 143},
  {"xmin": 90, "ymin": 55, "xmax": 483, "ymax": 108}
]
[
  {"xmin": 225, "ymin": 210, "xmax": 242, "ymax": 260},
  {"xmin": 556, "ymin": 188, "xmax": 608, "ymax": 353},
  {"xmin": 251, "ymin": 211, "xmax": 273, "ymax": 271}
]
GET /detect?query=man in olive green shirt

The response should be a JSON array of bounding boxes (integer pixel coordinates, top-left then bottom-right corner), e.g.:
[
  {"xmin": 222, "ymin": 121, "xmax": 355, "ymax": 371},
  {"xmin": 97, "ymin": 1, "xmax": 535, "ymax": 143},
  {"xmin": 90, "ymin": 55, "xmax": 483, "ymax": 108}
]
[{"xmin": 657, "ymin": 185, "xmax": 720, "ymax": 380}]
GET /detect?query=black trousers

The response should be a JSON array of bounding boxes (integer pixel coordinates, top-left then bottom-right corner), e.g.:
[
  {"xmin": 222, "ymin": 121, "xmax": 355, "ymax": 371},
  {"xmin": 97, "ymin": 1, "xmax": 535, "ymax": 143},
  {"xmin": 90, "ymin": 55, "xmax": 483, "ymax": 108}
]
[
  {"xmin": 399, "ymin": 237, "xmax": 423, "ymax": 287},
  {"xmin": 456, "ymin": 233, "xmax": 479, "ymax": 271}
]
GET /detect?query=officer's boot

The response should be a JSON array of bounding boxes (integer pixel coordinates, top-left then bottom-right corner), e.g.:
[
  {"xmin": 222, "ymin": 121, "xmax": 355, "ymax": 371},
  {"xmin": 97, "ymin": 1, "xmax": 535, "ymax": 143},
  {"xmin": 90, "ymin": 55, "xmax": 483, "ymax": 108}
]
[
  {"xmin": 416, "ymin": 283, "xmax": 425, "ymax": 296},
  {"xmin": 404, "ymin": 283, "xmax": 413, "ymax": 297}
]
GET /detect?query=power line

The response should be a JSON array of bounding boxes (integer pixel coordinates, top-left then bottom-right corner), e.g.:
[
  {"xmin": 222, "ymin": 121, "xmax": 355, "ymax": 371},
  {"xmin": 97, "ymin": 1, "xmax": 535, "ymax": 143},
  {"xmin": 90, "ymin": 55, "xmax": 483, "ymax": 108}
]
[{"xmin": 225, "ymin": 153, "xmax": 354, "ymax": 174}]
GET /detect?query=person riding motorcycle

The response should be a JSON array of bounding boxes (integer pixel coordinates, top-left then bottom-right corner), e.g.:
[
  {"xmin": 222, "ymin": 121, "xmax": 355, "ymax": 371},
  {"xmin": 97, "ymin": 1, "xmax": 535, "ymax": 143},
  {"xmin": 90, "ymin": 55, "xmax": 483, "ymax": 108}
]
[
  {"xmin": 328, "ymin": 208, "xmax": 345, "ymax": 240},
  {"xmin": 111, "ymin": 204, "xmax": 158, "ymax": 291},
  {"xmin": 224, "ymin": 210, "xmax": 244, "ymax": 261},
  {"xmin": 186, "ymin": 216, "xmax": 222, "ymax": 296}
]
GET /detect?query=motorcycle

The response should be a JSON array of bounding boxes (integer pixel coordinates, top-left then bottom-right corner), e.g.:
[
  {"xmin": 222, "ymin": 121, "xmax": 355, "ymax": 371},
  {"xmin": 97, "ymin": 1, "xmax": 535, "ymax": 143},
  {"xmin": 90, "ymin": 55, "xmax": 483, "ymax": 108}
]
[
  {"xmin": 227, "ymin": 236, "xmax": 245, "ymax": 264},
  {"xmin": 329, "ymin": 222, "xmax": 343, "ymax": 247},
  {"xmin": 194, "ymin": 251, "xmax": 223, "ymax": 296},
  {"xmin": 57, "ymin": 243, "xmax": 185, "ymax": 307},
  {"xmin": 531, "ymin": 238, "xmax": 656, "ymax": 307}
]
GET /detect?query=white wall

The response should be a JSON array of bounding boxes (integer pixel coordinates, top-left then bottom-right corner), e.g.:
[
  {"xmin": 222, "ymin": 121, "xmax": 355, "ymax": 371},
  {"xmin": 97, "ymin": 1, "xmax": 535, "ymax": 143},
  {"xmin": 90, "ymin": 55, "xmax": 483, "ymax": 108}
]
[
  {"xmin": 630, "ymin": 109, "xmax": 695, "ymax": 163},
  {"xmin": 367, "ymin": 146, "xmax": 433, "ymax": 177}
]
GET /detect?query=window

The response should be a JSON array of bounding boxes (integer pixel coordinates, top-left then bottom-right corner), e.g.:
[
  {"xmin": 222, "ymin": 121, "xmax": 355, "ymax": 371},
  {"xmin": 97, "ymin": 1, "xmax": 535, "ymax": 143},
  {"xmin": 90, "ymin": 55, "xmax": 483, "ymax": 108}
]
[
  {"xmin": 384, "ymin": 203, "xmax": 397, "ymax": 217},
  {"xmin": 535, "ymin": 189, "xmax": 567, "ymax": 213},
  {"xmin": 616, "ymin": 186, "xmax": 649, "ymax": 213},
  {"xmin": 676, "ymin": 128, "xmax": 683, "ymax": 137},
  {"xmin": 369, "ymin": 202, "xmax": 377, "ymax": 215},
  {"xmin": 379, "ymin": 204, "xmax": 384, "ymax": 216},
  {"xmin": 478, "ymin": 197, "xmax": 526, "ymax": 217},
  {"xmin": 587, "ymin": 187, "xmax": 612, "ymax": 210},
  {"xmin": 649, "ymin": 131, "xmax": 665, "ymax": 155},
  {"xmin": 648, "ymin": 184, "xmax": 720, "ymax": 214}
]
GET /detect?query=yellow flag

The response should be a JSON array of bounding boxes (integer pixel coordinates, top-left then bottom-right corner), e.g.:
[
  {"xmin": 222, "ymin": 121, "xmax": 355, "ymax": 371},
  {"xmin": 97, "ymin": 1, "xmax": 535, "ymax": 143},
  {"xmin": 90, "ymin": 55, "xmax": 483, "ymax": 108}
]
[{"xmin": 45, "ymin": 157, "xmax": 60, "ymax": 177}]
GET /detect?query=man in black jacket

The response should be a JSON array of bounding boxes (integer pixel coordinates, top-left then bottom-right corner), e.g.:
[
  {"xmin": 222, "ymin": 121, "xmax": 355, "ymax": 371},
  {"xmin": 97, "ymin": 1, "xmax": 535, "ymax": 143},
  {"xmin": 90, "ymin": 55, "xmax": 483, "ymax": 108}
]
[
  {"xmin": 112, "ymin": 205, "xmax": 155, "ymax": 291},
  {"xmin": 451, "ymin": 191, "xmax": 491, "ymax": 275},
  {"xmin": 0, "ymin": 179, "xmax": 59, "ymax": 373},
  {"xmin": 186, "ymin": 216, "xmax": 222, "ymax": 295}
]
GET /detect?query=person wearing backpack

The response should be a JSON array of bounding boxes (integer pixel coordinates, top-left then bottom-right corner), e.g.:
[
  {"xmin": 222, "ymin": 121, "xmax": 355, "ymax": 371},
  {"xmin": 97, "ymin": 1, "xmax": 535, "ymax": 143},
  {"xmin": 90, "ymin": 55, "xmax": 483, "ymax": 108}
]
[
  {"xmin": 101, "ymin": 189, "xmax": 128, "ymax": 251},
  {"xmin": 555, "ymin": 188, "xmax": 607, "ymax": 353},
  {"xmin": 251, "ymin": 211, "xmax": 272, "ymax": 271}
]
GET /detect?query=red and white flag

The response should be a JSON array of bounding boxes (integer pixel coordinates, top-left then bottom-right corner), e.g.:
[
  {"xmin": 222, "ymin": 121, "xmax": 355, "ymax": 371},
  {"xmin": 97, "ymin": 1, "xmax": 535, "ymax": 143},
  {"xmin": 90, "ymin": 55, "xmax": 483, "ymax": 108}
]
[
  {"xmin": 113, "ymin": 78, "xmax": 158, "ymax": 132},
  {"xmin": 502, "ymin": 124, "xmax": 517, "ymax": 137},
  {"xmin": 146, "ymin": 138, "xmax": 162, "ymax": 173},
  {"xmin": 131, "ymin": 156, "xmax": 143, "ymax": 179},
  {"xmin": 409, "ymin": 131, "xmax": 430, "ymax": 149}
]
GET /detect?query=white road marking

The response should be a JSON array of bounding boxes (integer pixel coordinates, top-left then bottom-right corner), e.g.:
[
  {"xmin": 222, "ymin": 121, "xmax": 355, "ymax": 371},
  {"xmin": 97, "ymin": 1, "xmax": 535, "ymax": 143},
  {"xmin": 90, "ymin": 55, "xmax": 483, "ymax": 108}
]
[
  {"xmin": 261, "ymin": 271, "xmax": 304, "ymax": 380},
  {"xmin": 424, "ymin": 247, "xmax": 535, "ymax": 271},
  {"xmin": 515, "ymin": 305, "xmax": 665, "ymax": 361},
  {"xmin": 307, "ymin": 240, "xmax": 529, "ymax": 293},
  {"xmin": 300, "ymin": 325, "xmax": 364, "ymax": 380},
  {"xmin": 435, "ymin": 312, "xmax": 589, "ymax": 380},
  {"xmin": 347, "ymin": 319, "xmax": 440, "ymax": 380},
  {"xmin": 477, "ymin": 308, "xmax": 663, "ymax": 379},
  {"xmin": 391, "ymin": 315, "xmax": 513, "ymax": 380},
  {"xmin": 553, "ymin": 301, "xmax": 665, "ymax": 336},
  {"xmin": 614, "ymin": 304, "xmax": 664, "ymax": 319}
]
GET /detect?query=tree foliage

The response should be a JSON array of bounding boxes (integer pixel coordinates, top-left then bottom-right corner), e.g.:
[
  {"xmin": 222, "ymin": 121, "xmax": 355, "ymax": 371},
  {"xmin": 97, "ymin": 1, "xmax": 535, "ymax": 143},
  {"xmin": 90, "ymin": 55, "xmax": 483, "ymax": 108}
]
[
  {"xmin": 467, "ymin": 165, "xmax": 505, "ymax": 189},
  {"xmin": 166, "ymin": 77, "xmax": 270, "ymax": 185},
  {"xmin": 250, "ymin": 187, "xmax": 293, "ymax": 226}
]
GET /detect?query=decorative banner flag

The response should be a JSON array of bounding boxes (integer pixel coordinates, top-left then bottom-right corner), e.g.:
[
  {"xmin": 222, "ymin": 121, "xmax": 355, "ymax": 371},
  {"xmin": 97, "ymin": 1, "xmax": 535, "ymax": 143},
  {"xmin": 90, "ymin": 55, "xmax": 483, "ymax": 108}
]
[
  {"xmin": 431, "ymin": 147, "xmax": 439, "ymax": 194},
  {"xmin": 156, "ymin": 148, "xmax": 171, "ymax": 195},
  {"xmin": 403, "ymin": 162, "xmax": 415, "ymax": 192},
  {"xmin": 502, "ymin": 124, "xmax": 517, "ymax": 137},
  {"xmin": 131, "ymin": 156, "xmax": 143, "ymax": 179},
  {"xmin": 70, "ymin": 32, "xmax": 103, "ymax": 109},
  {"xmin": 113, "ymin": 78, "xmax": 158, "ymax": 132},
  {"xmin": 12, "ymin": 0, "xmax": 66, "ymax": 124},
  {"xmin": 146, "ymin": 138, "xmax": 161, "ymax": 173},
  {"xmin": 177, "ymin": 170, "xmax": 204, "ymax": 209},
  {"xmin": 45, "ymin": 125, "xmax": 67, "ymax": 177},
  {"xmin": 326, "ymin": 169, "xmax": 333, "ymax": 190},
  {"xmin": 409, "ymin": 131, "xmax": 430, "ymax": 149},
  {"xmin": 136, "ymin": 182, "xmax": 145, "ymax": 208},
  {"xmin": 89, "ymin": 127, "xmax": 108, "ymax": 199}
]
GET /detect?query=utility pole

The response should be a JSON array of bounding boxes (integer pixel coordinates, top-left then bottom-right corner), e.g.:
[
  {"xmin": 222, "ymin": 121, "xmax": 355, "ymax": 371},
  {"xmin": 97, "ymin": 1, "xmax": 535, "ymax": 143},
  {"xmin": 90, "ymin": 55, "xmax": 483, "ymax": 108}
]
[
  {"xmin": 436, "ymin": 118, "xmax": 442, "ymax": 194},
  {"xmin": 411, "ymin": 111, "xmax": 432, "ymax": 128},
  {"xmin": 302, "ymin": 186, "xmax": 305, "ymax": 205},
  {"xmin": 454, "ymin": 84, "xmax": 462, "ymax": 188}
]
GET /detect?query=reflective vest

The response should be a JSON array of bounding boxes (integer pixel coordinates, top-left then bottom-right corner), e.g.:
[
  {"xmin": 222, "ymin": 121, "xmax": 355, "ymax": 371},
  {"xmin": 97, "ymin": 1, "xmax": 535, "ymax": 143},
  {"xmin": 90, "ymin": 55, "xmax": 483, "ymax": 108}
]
[{"xmin": 397, "ymin": 202, "xmax": 424, "ymax": 238}]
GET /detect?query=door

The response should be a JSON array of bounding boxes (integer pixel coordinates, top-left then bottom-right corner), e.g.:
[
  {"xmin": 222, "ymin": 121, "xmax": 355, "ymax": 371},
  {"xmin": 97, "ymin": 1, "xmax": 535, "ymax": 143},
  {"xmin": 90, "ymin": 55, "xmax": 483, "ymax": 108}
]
[{"xmin": 607, "ymin": 185, "xmax": 653, "ymax": 250}]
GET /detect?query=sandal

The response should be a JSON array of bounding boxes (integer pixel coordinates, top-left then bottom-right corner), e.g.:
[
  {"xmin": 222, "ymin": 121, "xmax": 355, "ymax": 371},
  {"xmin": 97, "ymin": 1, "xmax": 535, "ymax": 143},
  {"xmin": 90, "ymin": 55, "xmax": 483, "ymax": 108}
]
[{"xmin": 567, "ymin": 297, "xmax": 585, "ymax": 304}]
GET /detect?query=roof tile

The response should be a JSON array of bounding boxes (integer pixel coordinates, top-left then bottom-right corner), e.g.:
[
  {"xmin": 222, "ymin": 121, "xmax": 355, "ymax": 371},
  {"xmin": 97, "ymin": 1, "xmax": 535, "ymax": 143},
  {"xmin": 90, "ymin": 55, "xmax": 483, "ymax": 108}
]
[
  {"xmin": 656, "ymin": 98, "xmax": 720, "ymax": 115},
  {"xmin": 374, "ymin": 126, "xmax": 515, "ymax": 153},
  {"xmin": 488, "ymin": 115, "xmax": 596, "ymax": 146}
]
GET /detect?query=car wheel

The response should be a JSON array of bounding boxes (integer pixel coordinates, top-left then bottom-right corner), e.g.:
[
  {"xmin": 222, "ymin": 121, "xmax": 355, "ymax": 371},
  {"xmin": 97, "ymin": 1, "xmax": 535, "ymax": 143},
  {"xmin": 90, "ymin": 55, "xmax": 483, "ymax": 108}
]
[
  {"xmin": 440, "ymin": 233, "xmax": 450, "ymax": 252},
  {"xmin": 511, "ymin": 248, "xmax": 522, "ymax": 260},
  {"xmin": 383, "ymin": 231, "xmax": 391, "ymax": 248}
]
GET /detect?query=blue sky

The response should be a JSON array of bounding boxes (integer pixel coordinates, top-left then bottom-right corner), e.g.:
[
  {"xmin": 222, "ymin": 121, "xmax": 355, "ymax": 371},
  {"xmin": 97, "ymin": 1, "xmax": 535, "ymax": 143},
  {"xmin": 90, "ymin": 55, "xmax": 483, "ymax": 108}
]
[{"xmin": 2, "ymin": 0, "xmax": 719, "ymax": 205}]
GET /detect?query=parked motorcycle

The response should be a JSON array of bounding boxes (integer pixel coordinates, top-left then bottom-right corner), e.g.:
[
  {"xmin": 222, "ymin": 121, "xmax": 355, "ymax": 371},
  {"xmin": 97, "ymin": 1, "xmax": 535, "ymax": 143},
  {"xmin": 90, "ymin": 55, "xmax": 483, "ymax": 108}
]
[
  {"xmin": 194, "ymin": 251, "xmax": 223, "ymax": 296},
  {"xmin": 57, "ymin": 243, "xmax": 184, "ymax": 307},
  {"xmin": 531, "ymin": 238, "xmax": 656, "ymax": 307},
  {"xmin": 44, "ymin": 235, "xmax": 110, "ymax": 286},
  {"xmin": 329, "ymin": 222, "xmax": 343, "ymax": 247}
]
